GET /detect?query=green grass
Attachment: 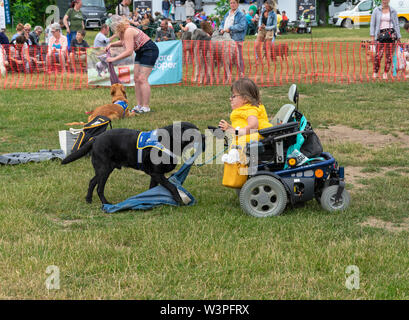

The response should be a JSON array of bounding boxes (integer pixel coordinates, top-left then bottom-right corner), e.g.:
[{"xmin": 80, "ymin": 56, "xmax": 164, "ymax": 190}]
[
  {"xmin": 3, "ymin": 25, "xmax": 408, "ymax": 46},
  {"xmin": 1, "ymin": 80, "xmax": 409, "ymax": 299}
]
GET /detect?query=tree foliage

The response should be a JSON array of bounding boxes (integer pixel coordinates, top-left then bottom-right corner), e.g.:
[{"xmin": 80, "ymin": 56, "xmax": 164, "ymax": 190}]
[
  {"xmin": 10, "ymin": 0, "xmax": 56, "ymax": 26},
  {"xmin": 11, "ymin": 0, "xmax": 35, "ymax": 25},
  {"xmin": 214, "ymin": 0, "xmax": 230, "ymax": 20}
]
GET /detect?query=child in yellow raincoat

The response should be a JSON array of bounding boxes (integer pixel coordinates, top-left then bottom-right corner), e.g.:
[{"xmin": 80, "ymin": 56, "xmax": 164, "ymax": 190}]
[
  {"xmin": 218, "ymin": 77, "xmax": 273, "ymax": 147},
  {"xmin": 219, "ymin": 77, "xmax": 273, "ymax": 188}
]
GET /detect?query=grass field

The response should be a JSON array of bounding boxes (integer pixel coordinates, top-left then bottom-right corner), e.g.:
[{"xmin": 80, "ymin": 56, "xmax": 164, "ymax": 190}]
[
  {"xmin": 1, "ymin": 81, "xmax": 409, "ymax": 299},
  {"xmin": 1, "ymin": 26, "xmax": 409, "ymax": 300},
  {"xmin": 2, "ymin": 25, "xmax": 401, "ymax": 45}
]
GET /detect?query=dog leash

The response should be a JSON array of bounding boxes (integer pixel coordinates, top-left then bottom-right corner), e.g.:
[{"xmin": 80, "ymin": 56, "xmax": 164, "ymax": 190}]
[
  {"xmin": 106, "ymin": 50, "xmax": 121, "ymax": 85},
  {"xmin": 194, "ymin": 146, "xmax": 229, "ymax": 167}
]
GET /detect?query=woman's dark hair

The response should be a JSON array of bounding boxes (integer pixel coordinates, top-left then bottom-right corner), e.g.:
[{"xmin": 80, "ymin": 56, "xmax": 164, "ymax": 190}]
[
  {"xmin": 200, "ymin": 21, "xmax": 213, "ymax": 36},
  {"xmin": 231, "ymin": 77, "xmax": 261, "ymax": 106},
  {"xmin": 15, "ymin": 35, "xmax": 26, "ymax": 45},
  {"xmin": 70, "ymin": 0, "xmax": 78, "ymax": 8},
  {"xmin": 78, "ymin": 29, "xmax": 86, "ymax": 37}
]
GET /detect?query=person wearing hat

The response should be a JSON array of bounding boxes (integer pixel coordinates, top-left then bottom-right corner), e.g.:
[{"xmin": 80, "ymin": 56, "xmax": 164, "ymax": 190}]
[
  {"xmin": 249, "ymin": 1, "xmax": 257, "ymax": 17},
  {"xmin": 46, "ymin": 23, "xmax": 68, "ymax": 72}
]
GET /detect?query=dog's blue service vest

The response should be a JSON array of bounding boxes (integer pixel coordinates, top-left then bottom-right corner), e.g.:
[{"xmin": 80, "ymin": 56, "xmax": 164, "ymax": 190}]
[
  {"xmin": 114, "ymin": 100, "xmax": 129, "ymax": 118},
  {"xmin": 136, "ymin": 130, "xmax": 176, "ymax": 170}
]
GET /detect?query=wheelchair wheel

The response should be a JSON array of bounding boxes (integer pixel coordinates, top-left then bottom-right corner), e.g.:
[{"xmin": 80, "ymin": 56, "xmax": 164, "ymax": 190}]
[
  {"xmin": 320, "ymin": 185, "xmax": 350, "ymax": 212},
  {"xmin": 239, "ymin": 175, "xmax": 287, "ymax": 217}
]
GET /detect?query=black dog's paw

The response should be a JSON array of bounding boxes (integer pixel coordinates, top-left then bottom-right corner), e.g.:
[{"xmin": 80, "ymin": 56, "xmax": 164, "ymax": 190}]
[{"xmin": 85, "ymin": 197, "xmax": 92, "ymax": 204}]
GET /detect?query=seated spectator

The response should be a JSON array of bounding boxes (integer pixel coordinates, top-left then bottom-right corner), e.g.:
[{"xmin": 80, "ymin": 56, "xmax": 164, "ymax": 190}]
[
  {"xmin": 94, "ymin": 24, "xmax": 117, "ymax": 48},
  {"xmin": 155, "ymin": 19, "xmax": 176, "ymax": 42},
  {"xmin": 142, "ymin": 13, "xmax": 155, "ymax": 26},
  {"xmin": 179, "ymin": 17, "xmax": 197, "ymax": 33},
  {"xmin": 207, "ymin": 17, "xmax": 216, "ymax": 29},
  {"xmin": 167, "ymin": 18, "xmax": 174, "ymax": 29},
  {"xmin": 29, "ymin": 26, "xmax": 43, "ymax": 46},
  {"xmin": 23, "ymin": 24, "xmax": 33, "ymax": 45},
  {"xmin": 282, "ymin": 10, "xmax": 289, "ymax": 22},
  {"xmin": 130, "ymin": 10, "xmax": 141, "ymax": 27},
  {"xmin": 246, "ymin": 9, "xmax": 257, "ymax": 35},
  {"xmin": 44, "ymin": 19, "xmax": 64, "ymax": 45},
  {"xmin": 46, "ymin": 23, "xmax": 68, "ymax": 72},
  {"xmin": 200, "ymin": 11, "xmax": 207, "ymax": 21},
  {"xmin": 8, "ymin": 35, "xmax": 32, "ymax": 72},
  {"xmin": 139, "ymin": 13, "xmax": 155, "ymax": 37},
  {"xmin": 276, "ymin": 9, "xmax": 282, "ymax": 35},
  {"xmin": 248, "ymin": 1, "xmax": 257, "ymax": 18},
  {"xmin": 154, "ymin": 11, "xmax": 164, "ymax": 23},
  {"xmin": 70, "ymin": 29, "xmax": 89, "ymax": 68},
  {"xmin": 279, "ymin": 10, "xmax": 289, "ymax": 34},
  {"xmin": 11, "ymin": 23, "xmax": 25, "ymax": 44},
  {"xmin": 0, "ymin": 28, "xmax": 9, "ymax": 45}
]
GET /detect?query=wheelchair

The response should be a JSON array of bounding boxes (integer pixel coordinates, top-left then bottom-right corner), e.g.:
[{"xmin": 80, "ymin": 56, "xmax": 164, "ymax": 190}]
[{"xmin": 237, "ymin": 84, "xmax": 350, "ymax": 217}]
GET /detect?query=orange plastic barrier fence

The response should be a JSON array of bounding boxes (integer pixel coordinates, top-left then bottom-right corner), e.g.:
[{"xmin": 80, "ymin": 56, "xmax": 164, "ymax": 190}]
[{"xmin": 1, "ymin": 41, "xmax": 408, "ymax": 90}]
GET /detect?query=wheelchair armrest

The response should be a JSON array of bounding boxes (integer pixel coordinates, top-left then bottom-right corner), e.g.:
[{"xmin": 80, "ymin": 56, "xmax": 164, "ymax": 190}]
[
  {"xmin": 272, "ymin": 129, "xmax": 312, "ymax": 142},
  {"xmin": 259, "ymin": 122, "xmax": 299, "ymax": 137}
]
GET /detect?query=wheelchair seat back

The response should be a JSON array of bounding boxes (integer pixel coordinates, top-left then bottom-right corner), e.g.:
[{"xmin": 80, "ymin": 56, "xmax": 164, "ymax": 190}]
[{"xmin": 271, "ymin": 104, "xmax": 296, "ymax": 125}]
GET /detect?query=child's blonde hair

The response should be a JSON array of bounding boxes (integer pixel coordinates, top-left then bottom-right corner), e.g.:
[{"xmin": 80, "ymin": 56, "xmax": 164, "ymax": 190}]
[{"xmin": 231, "ymin": 77, "xmax": 261, "ymax": 106}]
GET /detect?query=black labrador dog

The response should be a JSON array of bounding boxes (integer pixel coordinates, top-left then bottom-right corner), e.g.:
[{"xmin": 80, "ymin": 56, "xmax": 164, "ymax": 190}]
[{"xmin": 62, "ymin": 122, "xmax": 205, "ymax": 205}]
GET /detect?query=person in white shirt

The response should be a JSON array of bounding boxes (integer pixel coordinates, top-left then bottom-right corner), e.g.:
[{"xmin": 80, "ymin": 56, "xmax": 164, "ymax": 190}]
[
  {"xmin": 185, "ymin": 0, "xmax": 195, "ymax": 18},
  {"xmin": 174, "ymin": 0, "xmax": 186, "ymax": 22},
  {"xmin": 179, "ymin": 17, "xmax": 197, "ymax": 33},
  {"xmin": 93, "ymin": 24, "xmax": 117, "ymax": 48}
]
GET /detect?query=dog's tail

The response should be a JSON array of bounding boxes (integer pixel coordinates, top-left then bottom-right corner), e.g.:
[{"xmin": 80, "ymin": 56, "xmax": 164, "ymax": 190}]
[
  {"xmin": 61, "ymin": 140, "xmax": 94, "ymax": 165},
  {"xmin": 65, "ymin": 121, "xmax": 87, "ymax": 126}
]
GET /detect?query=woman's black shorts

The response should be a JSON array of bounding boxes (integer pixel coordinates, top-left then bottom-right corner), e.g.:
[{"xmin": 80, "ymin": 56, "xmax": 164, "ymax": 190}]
[{"xmin": 134, "ymin": 39, "xmax": 159, "ymax": 68}]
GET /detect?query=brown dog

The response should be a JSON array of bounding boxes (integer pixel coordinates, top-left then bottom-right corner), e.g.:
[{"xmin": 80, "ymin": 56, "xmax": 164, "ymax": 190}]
[
  {"xmin": 263, "ymin": 42, "xmax": 289, "ymax": 61},
  {"xmin": 66, "ymin": 83, "xmax": 135, "ymax": 126}
]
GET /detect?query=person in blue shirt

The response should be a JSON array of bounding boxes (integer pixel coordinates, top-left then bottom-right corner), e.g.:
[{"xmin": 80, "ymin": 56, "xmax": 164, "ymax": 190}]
[
  {"xmin": 245, "ymin": 8, "xmax": 257, "ymax": 35},
  {"xmin": 219, "ymin": 0, "xmax": 247, "ymax": 76},
  {"xmin": 0, "ymin": 29, "xmax": 9, "ymax": 45},
  {"xmin": 255, "ymin": 0, "xmax": 277, "ymax": 64},
  {"xmin": 162, "ymin": 0, "xmax": 171, "ymax": 19}
]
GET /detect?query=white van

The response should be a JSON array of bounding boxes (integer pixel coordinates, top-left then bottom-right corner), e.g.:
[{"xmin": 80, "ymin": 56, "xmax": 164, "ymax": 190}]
[{"xmin": 334, "ymin": 0, "xmax": 409, "ymax": 28}]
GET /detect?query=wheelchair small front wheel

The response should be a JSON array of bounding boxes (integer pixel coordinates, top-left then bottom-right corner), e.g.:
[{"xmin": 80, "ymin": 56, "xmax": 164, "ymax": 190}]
[
  {"xmin": 239, "ymin": 175, "xmax": 287, "ymax": 217},
  {"xmin": 320, "ymin": 185, "xmax": 350, "ymax": 212}
]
